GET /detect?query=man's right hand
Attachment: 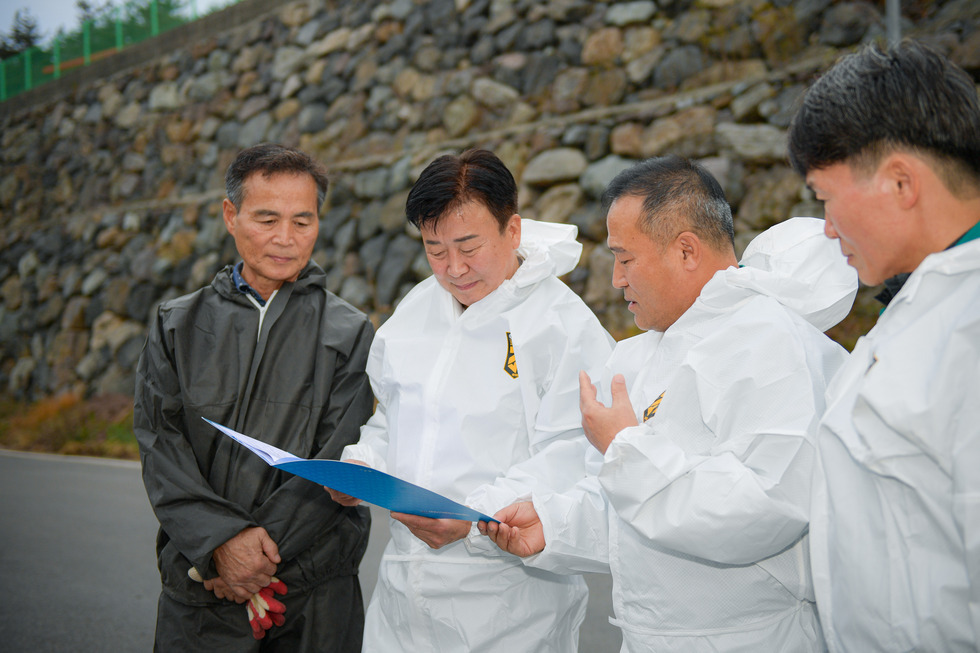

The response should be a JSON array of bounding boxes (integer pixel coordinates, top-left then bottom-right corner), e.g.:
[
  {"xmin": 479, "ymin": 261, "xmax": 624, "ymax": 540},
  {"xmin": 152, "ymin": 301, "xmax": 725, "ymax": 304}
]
[
  {"xmin": 478, "ymin": 501, "xmax": 546, "ymax": 558},
  {"xmin": 579, "ymin": 371, "xmax": 637, "ymax": 454},
  {"xmin": 202, "ymin": 575, "xmax": 248, "ymax": 604},
  {"xmin": 212, "ymin": 526, "xmax": 281, "ymax": 600},
  {"xmin": 324, "ymin": 459, "xmax": 367, "ymax": 506}
]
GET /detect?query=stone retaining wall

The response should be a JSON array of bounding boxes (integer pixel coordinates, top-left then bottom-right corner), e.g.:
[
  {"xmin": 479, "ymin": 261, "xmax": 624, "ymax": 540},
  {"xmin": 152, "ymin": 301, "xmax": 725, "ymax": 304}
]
[{"xmin": 1, "ymin": 0, "xmax": 978, "ymax": 401}]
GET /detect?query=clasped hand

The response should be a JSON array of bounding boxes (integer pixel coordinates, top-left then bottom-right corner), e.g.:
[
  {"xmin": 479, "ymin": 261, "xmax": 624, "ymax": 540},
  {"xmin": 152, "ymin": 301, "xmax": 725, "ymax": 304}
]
[
  {"xmin": 190, "ymin": 527, "xmax": 288, "ymax": 640},
  {"xmin": 211, "ymin": 526, "xmax": 281, "ymax": 601}
]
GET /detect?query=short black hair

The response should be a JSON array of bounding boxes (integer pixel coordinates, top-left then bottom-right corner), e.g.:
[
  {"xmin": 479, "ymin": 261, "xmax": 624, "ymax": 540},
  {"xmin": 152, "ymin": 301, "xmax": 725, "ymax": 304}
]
[
  {"xmin": 601, "ymin": 155, "xmax": 735, "ymax": 252},
  {"xmin": 788, "ymin": 39, "xmax": 980, "ymax": 192},
  {"xmin": 406, "ymin": 149, "xmax": 518, "ymax": 233},
  {"xmin": 225, "ymin": 143, "xmax": 330, "ymax": 211}
]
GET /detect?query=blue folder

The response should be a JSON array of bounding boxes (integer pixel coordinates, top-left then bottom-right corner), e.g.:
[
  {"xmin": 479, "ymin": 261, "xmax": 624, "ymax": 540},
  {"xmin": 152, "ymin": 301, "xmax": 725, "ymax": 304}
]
[{"xmin": 204, "ymin": 418, "xmax": 497, "ymax": 522}]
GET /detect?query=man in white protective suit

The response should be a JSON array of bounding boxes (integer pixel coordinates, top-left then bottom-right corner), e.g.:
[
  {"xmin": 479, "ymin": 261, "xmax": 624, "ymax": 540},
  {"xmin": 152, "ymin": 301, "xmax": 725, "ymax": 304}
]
[
  {"xmin": 481, "ymin": 155, "xmax": 859, "ymax": 652},
  {"xmin": 786, "ymin": 40, "xmax": 980, "ymax": 651},
  {"xmin": 324, "ymin": 148, "xmax": 614, "ymax": 651}
]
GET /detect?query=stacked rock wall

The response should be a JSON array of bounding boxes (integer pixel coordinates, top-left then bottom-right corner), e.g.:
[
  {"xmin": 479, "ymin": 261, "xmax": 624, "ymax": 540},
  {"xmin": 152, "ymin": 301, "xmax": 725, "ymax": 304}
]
[{"xmin": 1, "ymin": 0, "xmax": 979, "ymax": 401}]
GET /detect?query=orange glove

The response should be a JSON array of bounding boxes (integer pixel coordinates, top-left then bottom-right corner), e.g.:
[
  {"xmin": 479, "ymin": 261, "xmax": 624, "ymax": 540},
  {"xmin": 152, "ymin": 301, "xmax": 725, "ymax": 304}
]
[
  {"xmin": 188, "ymin": 567, "xmax": 288, "ymax": 639},
  {"xmin": 246, "ymin": 577, "xmax": 288, "ymax": 640}
]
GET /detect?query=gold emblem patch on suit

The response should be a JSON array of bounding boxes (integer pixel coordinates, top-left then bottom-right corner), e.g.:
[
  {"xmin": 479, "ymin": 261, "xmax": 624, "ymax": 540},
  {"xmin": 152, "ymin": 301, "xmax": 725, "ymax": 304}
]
[
  {"xmin": 504, "ymin": 331, "xmax": 519, "ymax": 379},
  {"xmin": 643, "ymin": 391, "xmax": 664, "ymax": 422}
]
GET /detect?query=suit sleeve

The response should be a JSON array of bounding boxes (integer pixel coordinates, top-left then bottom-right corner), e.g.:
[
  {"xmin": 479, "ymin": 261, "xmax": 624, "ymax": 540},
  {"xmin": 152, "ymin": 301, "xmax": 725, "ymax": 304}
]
[
  {"xmin": 600, "ymin": 315, "xmax": 834, "ymax": 565},
  {"xmin": 524, "ymin": 448, "xmax": 611, "ymax": 574},
  {"xmin": 133, "ymin": 308, "xmax": 257, "ymax": 576},
  {"xmin": 935, "ymin": 318, "xmax": 980, "ymax": 643}
]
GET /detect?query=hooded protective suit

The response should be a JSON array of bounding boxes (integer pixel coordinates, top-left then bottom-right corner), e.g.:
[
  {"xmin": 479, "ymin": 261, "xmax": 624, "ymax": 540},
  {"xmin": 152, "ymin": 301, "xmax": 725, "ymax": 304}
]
[
  {"xmin": 343, "ymin": 219, "xmax": 614, "ymax": 652},
  {"xmin": 527, "ymin": 218, "xmax": 858, "ymax": 652},
  {"xmin": 810, "ymin": 227, "xmax": 980, "ymax": 652},
  {"xmin": 134, "ymin": 262, "xmax": 374, "ymax": 648}
]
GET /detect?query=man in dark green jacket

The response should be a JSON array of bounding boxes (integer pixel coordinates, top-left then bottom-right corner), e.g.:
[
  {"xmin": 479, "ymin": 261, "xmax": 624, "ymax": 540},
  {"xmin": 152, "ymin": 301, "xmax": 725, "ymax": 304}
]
[{"xmin": 134, "ymin": 143, "xmax": 374, "ymax": 651}]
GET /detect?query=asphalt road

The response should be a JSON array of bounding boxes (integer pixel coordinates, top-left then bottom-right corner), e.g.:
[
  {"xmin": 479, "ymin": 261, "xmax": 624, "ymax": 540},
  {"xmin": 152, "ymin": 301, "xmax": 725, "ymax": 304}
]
[
  {"xmin": 0, "ymin": 450, "xmax": 161, "ymax": 652},
  {"xmin": 0, "ymin": 450, "xmax": 620, "ymax": 651}
]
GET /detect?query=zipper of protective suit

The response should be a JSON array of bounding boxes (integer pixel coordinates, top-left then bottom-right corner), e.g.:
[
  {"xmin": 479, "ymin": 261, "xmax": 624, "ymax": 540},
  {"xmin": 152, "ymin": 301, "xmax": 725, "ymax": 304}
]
[{"xmin": 416, "ymin": 300, "xmax": 464, "ymax": 492}]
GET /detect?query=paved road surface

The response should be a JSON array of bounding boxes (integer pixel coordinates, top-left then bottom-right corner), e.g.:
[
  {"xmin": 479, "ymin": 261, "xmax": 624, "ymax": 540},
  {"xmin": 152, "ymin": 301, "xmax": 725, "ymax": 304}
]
[{"xmin": 0, "ymin": 451, "xmax": 620, "ymax": 651}]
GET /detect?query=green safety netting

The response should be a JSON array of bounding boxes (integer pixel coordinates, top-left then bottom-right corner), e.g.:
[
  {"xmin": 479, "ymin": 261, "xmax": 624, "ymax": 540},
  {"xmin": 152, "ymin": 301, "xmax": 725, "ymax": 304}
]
[{"xmin": 1, "ymin": 0, "xmax": 227, "ymax": 101}]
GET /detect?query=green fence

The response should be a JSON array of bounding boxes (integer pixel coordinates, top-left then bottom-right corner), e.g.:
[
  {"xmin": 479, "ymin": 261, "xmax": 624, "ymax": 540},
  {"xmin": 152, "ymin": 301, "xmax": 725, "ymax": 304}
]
[{"xmin": 0, "ymin": 0, "xmax": 227, "ymax": 102}]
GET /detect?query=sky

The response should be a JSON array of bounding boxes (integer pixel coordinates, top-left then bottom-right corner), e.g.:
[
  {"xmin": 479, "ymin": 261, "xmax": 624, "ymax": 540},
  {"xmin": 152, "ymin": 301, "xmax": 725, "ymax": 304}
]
[{"xmin": 0, "ymin": 0, "xmax": 230, "ymax": 45}]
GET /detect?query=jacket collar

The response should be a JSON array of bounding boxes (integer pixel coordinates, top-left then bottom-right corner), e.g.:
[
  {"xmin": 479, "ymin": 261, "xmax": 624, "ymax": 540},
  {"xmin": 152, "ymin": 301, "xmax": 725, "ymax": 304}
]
[
  {"xmin": 876, "ymin": 219, "xmax": 980, "ymax": 307},
  {"xmin": 212, "ymin": 261, "xmax": 326, "ymax": 302}
]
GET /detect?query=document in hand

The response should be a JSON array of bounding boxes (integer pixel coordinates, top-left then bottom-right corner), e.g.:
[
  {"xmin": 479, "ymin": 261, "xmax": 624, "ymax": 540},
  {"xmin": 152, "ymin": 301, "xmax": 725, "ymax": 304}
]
[{"xmin": 203, "ymin": 418, "xmax": 497, "ymax": 522}]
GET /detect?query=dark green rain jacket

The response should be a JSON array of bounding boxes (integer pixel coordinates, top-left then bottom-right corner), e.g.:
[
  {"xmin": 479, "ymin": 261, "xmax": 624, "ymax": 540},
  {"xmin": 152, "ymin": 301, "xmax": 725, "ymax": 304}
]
[{"xmin": 134, "ymin": 262, "xmax": 374, "ymax": 605}]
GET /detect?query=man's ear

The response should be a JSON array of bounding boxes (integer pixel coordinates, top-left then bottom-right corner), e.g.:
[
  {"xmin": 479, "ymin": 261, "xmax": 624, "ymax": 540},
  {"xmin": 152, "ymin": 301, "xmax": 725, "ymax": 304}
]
[
  {"xmin": 222, "ymin": 198, "xmax": 237, "ymax": 236},
  {"xmin": 675, "ymin": 232, "xmax": 702, "ymax": 270},
  {"xmin": 506, "ymin": 213, "xmax": 522, "ymax": 249},
  {"xmin": 878, "ymin": 152, "xmax": 920, "ymax": 210}
]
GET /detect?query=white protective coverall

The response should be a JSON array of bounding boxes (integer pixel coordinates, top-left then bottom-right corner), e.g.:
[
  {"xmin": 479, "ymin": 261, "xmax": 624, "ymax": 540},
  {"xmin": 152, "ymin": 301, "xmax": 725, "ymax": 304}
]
[
  {"xmin": 810, "ymin": 227, "xmax": 980, "ymax": 652},
  {"xmin": 526, "ymin": 217, "xmax": 858, "ymax": 652},
  {"xmin": 343, "ymin": 219, "xmax": 615, "ymax": 652}
]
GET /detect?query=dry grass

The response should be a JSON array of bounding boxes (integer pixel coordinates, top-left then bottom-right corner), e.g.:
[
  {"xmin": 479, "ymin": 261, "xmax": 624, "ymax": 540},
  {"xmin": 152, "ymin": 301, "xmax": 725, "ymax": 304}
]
[{"xmin": 0, "ymin": 392, "xmax": 139, "ymax": 460}]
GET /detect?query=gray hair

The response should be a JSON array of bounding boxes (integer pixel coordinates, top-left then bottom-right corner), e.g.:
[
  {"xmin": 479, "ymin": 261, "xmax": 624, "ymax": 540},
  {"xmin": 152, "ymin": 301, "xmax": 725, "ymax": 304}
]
[
  {"xmin": 601, "ymin": 155, "xmax": 735, "ymax": 252},
  {"xmin": 225, "ymin": 143, "xmax": 330, "ymax": 211}
]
